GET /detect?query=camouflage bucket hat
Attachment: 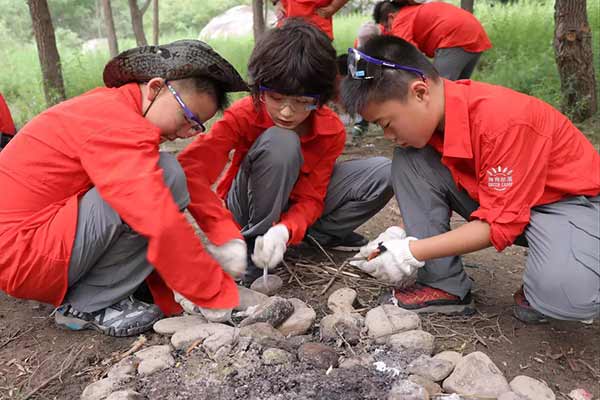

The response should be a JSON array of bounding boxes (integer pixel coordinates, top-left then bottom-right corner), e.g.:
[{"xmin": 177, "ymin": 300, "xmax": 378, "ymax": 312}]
[{"xmin": 103, "ymin": 39, "xmax": 248, "ymax": 92}]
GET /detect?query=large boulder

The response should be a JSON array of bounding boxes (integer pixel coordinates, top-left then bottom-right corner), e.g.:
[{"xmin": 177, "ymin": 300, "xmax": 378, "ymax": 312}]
[{"xmin": 199, "ymin": 5, "xmax": 277, "ymax": 40}]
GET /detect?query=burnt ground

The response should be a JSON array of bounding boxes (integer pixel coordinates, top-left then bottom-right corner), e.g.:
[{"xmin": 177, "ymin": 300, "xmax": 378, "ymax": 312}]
[{"xmin": 0, "ymin": 130, "xmax": 598, "ymax": 400}]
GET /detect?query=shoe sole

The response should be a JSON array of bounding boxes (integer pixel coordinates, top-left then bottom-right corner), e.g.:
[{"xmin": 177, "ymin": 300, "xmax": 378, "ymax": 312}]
[
  {"xmin": 379, "ymin": 292, "xmax": 477, "ymax": 315},
  {"xmin": 55, "ymin": 312, "xmax": 159, "ymax": 337}
]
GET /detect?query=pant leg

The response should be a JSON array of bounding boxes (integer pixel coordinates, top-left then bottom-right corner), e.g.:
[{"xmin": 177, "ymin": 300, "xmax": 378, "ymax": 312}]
[
  {"xmin": 523, "ymin": 195, "xmax": 600, "ymax": 320},
  {"xmin": 65, "ymin": 152, "xmax": 190, "ymax": 313},
  {"xmin": 433, "ymin": 48, "xmax": 483, "ymax": 81},
  {"xmin": 391, "ymin": 146, "xmax": 479, "ymax": 298},
  {"xmin": 226, "ymin": 127, "xmax": 302, "ymax": 240},
  {"xmin": 307, "ymin": 157, "xmax": 394, "ymax": 241}
]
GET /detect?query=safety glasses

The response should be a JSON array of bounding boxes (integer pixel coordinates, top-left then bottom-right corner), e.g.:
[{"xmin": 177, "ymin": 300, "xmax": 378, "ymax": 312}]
[
  {"xmin": 165, "ymin": 80, "xmax": 206, "ymax": 133},
  {"xmin": 259, "ymin": 85, "xmax": 320, "ymax": 112},
  {"xmin": 347, "ymin": 47, "xmax": 426, "ymax": 81}
]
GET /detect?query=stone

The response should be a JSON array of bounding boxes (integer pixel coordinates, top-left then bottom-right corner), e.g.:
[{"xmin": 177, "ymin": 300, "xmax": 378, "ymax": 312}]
[
  {"xmin": 320, "ymin": 312, "xmax": 363, "ymax": 344},
  {"xmin": 388, "ymin": 380, "xmax": 430, "ymax": 400},
  {"xmin": 286, "ymin": 335, "xmax": 314, "ymax": 349},
  {"xmin": 235, "ymin": 286, "xmax": 269, "ymax": 311},
  {"xmin": 327, "ymin": 287, "xmax": 358, "ymax": 314},
  {"xmin": 105, "ymin": 390, "xmax": 144, "ymax": 400},
  {"xmin": 153, "ymin": 315, "xmax": 207, "ymax": 335},
  {"xmin": 135, "ymin": 345, "xmax": 175, "ymax": 376},
  {"xmin": 443, "ymin": 351, "xmax": 510, "ymax": 397},
  {"xmin": 388, "ymin": 330, "xmax": 435, "ymax": 355},
  {"xmin": 568, "ymin": 389, "xmax": 593, "ymax": 400},
  {"xmin": 81, "ymin": 377, "xmax": 122, "ymax": 400},
  {"xmin": 251, "ymin": 274, "xmax": 283, "ymax": 295},
  {"xmin": 277, "ymin": 298, "xmax": 316, "ymax": 336},
  {"xmin": 297, "ymin": 342, "xmax": 339, "ymax": 369},
  {"xmin": 409, "ymin": 375, "xmax": 443, "ymax": 395},
  {"xmin": 262, "ymin": 348, "xmax": 295, "ymax": 365},
  {"xmin": 366, "ymin": 305, "xmax": 421, "ymax": 344},
  {"xmin": 240, "ymin": 296, "xmax": 294, "ymax": 328},
  {"xmin": 433, "ymin": 350, "xmax": 462, "ymax": 369},
  {"xmin": 107, "ymin": 356, "xmax": 138, "ymax": 380},
  {"xmin": 240, "ymin": 322, "xmax": 285, "ymax": 344},
  {"xmin": 171, "ymin": 323, "xmax": 238, "ymax": 354},
  {"xmin": 339, "ymin": 354, "xmax": 375, "ymax": 369},
  {"xmin": 499, "ymin": 393, "xmax": 527, "ymax": 400},
  {"xmin": 510, "ymin": 375, "xmax": 555, "ymax": 400},
  {"xmin": 407, "ymin": 354, "xmax": 454, "ymax": 382}
]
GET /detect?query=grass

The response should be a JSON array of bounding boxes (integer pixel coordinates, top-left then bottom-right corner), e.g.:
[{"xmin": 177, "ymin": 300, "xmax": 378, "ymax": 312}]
[{"xmin": 1, "ymin": 0, "xmax": 598, "ymax": 141}]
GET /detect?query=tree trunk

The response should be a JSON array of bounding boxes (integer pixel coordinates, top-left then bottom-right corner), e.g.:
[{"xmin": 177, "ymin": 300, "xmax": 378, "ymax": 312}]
[
  {"xmin": 461, "ymin": 0, "xmax": 474, "ymax": 13},
  {"xmin": 252, "ymin": 0, "xmax": 266, "ymax": 42},
  {"xmin": 127, "ymin": 0, "xmax": 151, "ymax": 46},
  {"xmin": 27, "ymin": 0, "xmax": 66, "ymax": 106},
  {"xmin": 101, "ymin": 0, "xmax": 119, "ymax": 57},
  {"xmin": 152, "ymin": 0, "xmax": 159, "ymax": 45},
  {"xmin": 554, "ymin": 0, "xmax": 597, "ymax": 121}
]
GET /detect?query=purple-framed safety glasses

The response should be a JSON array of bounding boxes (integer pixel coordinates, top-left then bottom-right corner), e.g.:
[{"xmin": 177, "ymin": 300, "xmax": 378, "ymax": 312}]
[
  {"xmin": 347, "ymin": 47, "xmax": 426, "ymax": 81},
  {"xmin": 165, "ymin": 80, "xmax": 206, "ymax": 133}
]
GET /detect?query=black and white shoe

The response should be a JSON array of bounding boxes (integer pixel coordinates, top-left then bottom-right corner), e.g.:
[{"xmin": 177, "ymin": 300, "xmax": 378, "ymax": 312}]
[{"xmin": 306, "ymin": 231, "xmax": 369, "ymax": 252}]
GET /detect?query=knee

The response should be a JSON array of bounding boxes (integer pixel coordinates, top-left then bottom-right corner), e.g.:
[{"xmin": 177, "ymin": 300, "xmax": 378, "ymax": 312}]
[
  {"xmin": 254, "ymin": 127, "xmax": 302, "ymax": 167},
  {"xmin": 368, "ymin": 157, "xmax": 392, "ymax": 185},
  {"xmin": 158, "ymin": 152, "xmax": 189, "ymax": 209}
]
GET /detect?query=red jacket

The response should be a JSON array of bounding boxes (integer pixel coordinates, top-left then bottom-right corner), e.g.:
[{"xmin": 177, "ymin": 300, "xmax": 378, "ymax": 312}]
[
  {"xmin": 0, "ymin": 84, "xmax": 238, "ymax": 315},
  {"xmin": 391, "ymin": 3, "xmax": 492, "ymax": 58},
  {"xmin": 178, "ymin": 96, "xmax": 346, "ymax": 245},
  {"xmin": 0, "ymin": 93, "xmax": 16, "ymax": 135},
  {"xmin": 279, "ymin": 0, "xmax": 335, "ymax": 39},
  {"xmin": 430, "ymin": 80, "xmax": 600, "ymax": 251}
]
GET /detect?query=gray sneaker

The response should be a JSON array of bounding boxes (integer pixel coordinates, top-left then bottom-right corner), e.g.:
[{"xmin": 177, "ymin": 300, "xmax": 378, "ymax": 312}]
[{"xmin": 54, "ymin": 297, "xmax": 163, "ymax": 337}]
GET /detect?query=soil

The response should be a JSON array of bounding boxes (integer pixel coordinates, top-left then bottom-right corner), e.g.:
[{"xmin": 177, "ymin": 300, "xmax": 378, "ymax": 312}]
[{"xmin": 1, "ymin": 131, "xmax": 598, "ymax": 400}]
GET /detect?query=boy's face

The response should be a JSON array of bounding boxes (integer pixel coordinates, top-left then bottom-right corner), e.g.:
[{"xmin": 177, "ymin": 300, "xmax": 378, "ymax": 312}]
[{"xmin": 261, "ymin": 90, "xmax": 318, "ymax": 131}]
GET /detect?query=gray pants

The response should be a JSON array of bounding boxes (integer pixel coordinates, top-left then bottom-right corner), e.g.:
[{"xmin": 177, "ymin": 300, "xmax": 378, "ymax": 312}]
[
  {"xmin": 226, "ymin": 127, "xmax": 394, "ymax": 242},
  {"xmin": 65, "ymin": 152, "xmax": 189, "ymax": 313},
  {"xmin": 392, "ymin": 146, "xmax": 600, "ymax": 321},
  {"xmin": 433, "ymin": 47, "xmax": 482, "ymax": 80}
]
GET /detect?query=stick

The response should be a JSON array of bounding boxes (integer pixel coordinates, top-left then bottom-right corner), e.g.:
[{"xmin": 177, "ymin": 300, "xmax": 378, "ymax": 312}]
[
  {"xmin": 0, "ymin": 327, "xmax": 34, "ymax": 349},
  {"xmin": 320, "ymin": 261, "xmax": 349, "ymax": 296}
]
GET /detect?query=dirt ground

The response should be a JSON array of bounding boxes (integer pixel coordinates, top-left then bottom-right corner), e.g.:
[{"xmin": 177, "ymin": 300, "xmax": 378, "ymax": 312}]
[{"xmin": 0, "ymin": 131, "xmax": 598, "ymax": 400}]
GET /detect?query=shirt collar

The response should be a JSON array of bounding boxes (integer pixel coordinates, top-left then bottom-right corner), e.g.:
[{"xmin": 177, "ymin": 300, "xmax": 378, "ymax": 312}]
[{"xmin": 440, "ymin": 79, "xmax": 473, "ymax": 159}]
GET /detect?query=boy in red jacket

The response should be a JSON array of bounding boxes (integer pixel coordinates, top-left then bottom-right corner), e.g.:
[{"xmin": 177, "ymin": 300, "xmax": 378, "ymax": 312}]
[
  {"xmin": 0, "ymin": 40, "xmax": 248, "ymax": 336},
  {"xmin": 341, "ymin": 36, "xmax": 599, "ymax": 322},
  {"xmin": 274, "ymin": 0, "xmax": 350, "ymax": 40},
  {"xmin": 178, "ymin": 20, "xmax": 393, "ymax": 285}
]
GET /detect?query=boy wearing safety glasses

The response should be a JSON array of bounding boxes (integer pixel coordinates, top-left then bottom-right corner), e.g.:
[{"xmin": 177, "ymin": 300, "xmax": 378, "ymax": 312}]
[
  {"xmin": 342, "ymin": 36, "xmax": 600, "ymax": 323},
  {"xmin": 178, "ymin": 19, "xmax": 393, "ymax": 285},
  {"xmin": 0, "ymin": 40, "xmax": 248, "ymax": 336}
]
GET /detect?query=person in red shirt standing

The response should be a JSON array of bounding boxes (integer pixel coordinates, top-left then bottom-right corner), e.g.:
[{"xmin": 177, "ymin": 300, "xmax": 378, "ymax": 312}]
[
  {"xmin": 274, "ymin": 0, "xmax": 351, "ymax": 40},
  {"xmin": 341, "ymin": 36, "xmax": 600, "ymax": 322},
  {"xmin": 0, "ymin": 40, "xmax": 249, "ymax": 336},
  {"xmin": 0, "ymin": 92, "xmax": 16, "ymax": 151},
  {"xmin": 178, "ymin": 20, "xmax": 393, "ymax": 286},
  {"xmin": 385, "ymin": 0, "xmax": 492, "ymax": 80}
]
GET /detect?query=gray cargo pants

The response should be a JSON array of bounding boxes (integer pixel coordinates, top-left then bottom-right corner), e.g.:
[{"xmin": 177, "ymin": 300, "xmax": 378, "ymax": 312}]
[
  {"xmin": 392, "ymin": 146, "xmax": 600, "ymax": 321},
  {"xmin": 64, "ymin": 152, "xmax": 189, "ymax": 313},
  {"xmin": 226, "ymin": 127, "xmax": 394, "ymax": 243},
  {"xmin": 433, "ymin": 47, "xmax": 483, "ymax": 80}
]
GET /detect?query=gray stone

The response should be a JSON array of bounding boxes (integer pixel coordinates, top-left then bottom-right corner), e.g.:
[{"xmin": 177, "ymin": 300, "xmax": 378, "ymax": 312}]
[
  {"xmin": 388, "ymin": 330, "xmax": 435, "ymax": 355},
  {"xmin": 171, "ymin": 323, "xmax": 238, "ymax": 354},
  {"xmin": 135, "ymin": 345, "xmax": 174, "ymax": 376},
  {"xmin": 153, "ymin": 315, "xmax": 207, "ymax": 335},
  {"xmin": 107, "ymin": 356, "xmax": 138, "ymax": 380},
  {"xmin": 366, "ymin": 305, "xmax": 421, "ymax": 344},
  {"xmin": 262, "ymin": 348, "xmax": 295, "ymax": 365},
  {"xmin": 339, "ymin": 354, "xmax": 375, "ymax": 369},
  {"xmin": 235, "ymin": 286, "xmax": 269, "ymax": 311},
  {"xmin": 433, "ymin": 350, "xmax": 462, "ymax": 369},
  {"xmin": 327, "ymin": 288, "xmax": 358, "ymax": 314},
  {"xmin": 251, "ymin": 274, "xmax": 283, "ymax": 295},
  {"xmin": 240, "ymin": 322, "xmax": 285, "ymax": 343},
  {"xmin": 407, "ymin": 354, "xmax": 454, "ymax": 382},
  {"xmin": 105, "ymin": 390, "xmax": 144, "ymax": 400},
  {"xmin": 499, "ymin": 392, "xmax": 527, "ymax": 400},
  {"xmin": 409, "ymin": 375, "xmax": 443, "ymax": 395},
  {"xmin": 443, "ymin": 351, "xmax": 510, "ymax": 397},
  {"xmin": 388, "ymin": 380, "xmax": 430, "ymax": 400},
  {"xmin": 81, "ymin": 377, "xmax": 122, "ymax": 400},
  {"xmin": 510, "ymin": 375, "xmax": 555, "ymax": 400},
  {"xmin": 320, "ymin": 312, "xmax": 363, "ymax": 344},
  {"xmin": 286, "ymin": 335, "xmax": 314, "ymax": 349},
  {"xmin": 240, "ymin": 296, "xmax": 294, "ymax": 328},
  {"xmin": 277, "ymin": 298, "xmax": 316, "ymax": 336},
  {"xmin": 298, "ymin": 342, "xmax": 339, "ymax": 369}
]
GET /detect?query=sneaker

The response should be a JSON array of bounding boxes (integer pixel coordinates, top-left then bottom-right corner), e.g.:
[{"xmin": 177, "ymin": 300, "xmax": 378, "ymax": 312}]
[
  {"xmin": 306, "ymin": 231, "xmax": 369, "ymax": 252},
  {"xmin": 381, "ymin": 283, "xmax": 476, "ymax": 315},
  {"xmin": 513, "ymin": 287, "xmax": 548, "ymax": 324},
  {"xmin": 54, "ymin": 297, "xmax": 163, "ymax": 337}
]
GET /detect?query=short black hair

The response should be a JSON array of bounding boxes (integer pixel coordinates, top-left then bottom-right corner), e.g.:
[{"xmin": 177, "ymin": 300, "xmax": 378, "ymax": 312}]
[
  {"xmin": 174, "ymin": 76, "xmax": 229, "ymax": 111},
  {"xmin": 248, "ymin": 18, "xmax": 337, "ymax": 106},
  {"xmin": 336, "ymin": 54, "xmax": 349, "ymax": 76},
  {"xmin": 340, "ymin": 35, "xmax": 439, "ymax": 114},
  {"xmin": 372, "ymin": 1, "xmax": 403, "ymax": 24}
]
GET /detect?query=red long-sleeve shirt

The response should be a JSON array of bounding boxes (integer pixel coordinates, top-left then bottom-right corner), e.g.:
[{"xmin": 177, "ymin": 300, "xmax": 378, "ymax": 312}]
[
  {"xmin": 178, "ymin": 96, "xmax": 346, "ymax": 245},
  {"xmin": 0, "ymin": 93, "xmax": 16, "ymax": 135},
  {"xmin": 0, "ymin": 84, "xmax": 238, "ymax": 315},
  {"xmin": 430, "ymin": 80, "xmax": 600, "ymax": 251},
  {"xmin": 279, "ymin": 0, "xmax": 335, "ymax": 39},
  {"xmin": 391, "ymin": 2, "xmax": 492, "ymax": 58}
]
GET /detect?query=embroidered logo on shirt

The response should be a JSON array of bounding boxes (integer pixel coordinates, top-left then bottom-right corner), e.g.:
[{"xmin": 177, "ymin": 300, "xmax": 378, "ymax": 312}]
[{"xmin": 487, "ymin": 166, "xmax": 513, "ymax": 191}]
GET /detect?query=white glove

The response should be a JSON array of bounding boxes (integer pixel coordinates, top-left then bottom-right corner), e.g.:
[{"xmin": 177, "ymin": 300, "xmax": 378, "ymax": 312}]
[
  {"xmin": 251, "ymin": 224, "xmax": 289, "ymax": 270},
  {"xmin": 173, "ymin": 291, "xmax": 232, "ymax": 323},
  {"xmin": 358, "ymin": 237, "xmax": 425, "ymax": 285},
  {"xmin": 206, "ymin": 239, "xmax": 247, "ymax": 279},
  {"xmin": 350, "ymin": 226, "xmax": 407, "ymax": 268}
]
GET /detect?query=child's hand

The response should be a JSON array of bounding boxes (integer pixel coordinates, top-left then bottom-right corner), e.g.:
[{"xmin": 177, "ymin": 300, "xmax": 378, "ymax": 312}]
[
  {"xmin": 349, "ymin": 226, "xmax": 407, "ymax": 268},
  {"xmin": 251, "ymin": 224, "xmax": 289, "ymax": 270},
  {"xmin": 206, "ymin": 239, "xmax": 247, "ymax": 279},
  {"xmin": 358, "ymin": 237, "xmax": 424, "ymax": 284}
]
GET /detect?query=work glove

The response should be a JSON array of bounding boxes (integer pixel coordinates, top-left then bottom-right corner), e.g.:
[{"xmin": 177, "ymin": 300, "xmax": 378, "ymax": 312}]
[
  {"xmin": 350, "ymin": 226, "xmax": 407, "ymax": 268},
  {"xmin": 251, "ymin": 224, "xmax": 289, "ymax": 271},
  {"xmin": 358, "ymin": 237, "xmax": 425, "ymax": 285},
  {"xmin": 173, "ymin": 292, "xmax": 232, "ymax": 323},
  {"xmin": 206, "ymin": 239, "xmax": 247, "ymax": 279}
]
